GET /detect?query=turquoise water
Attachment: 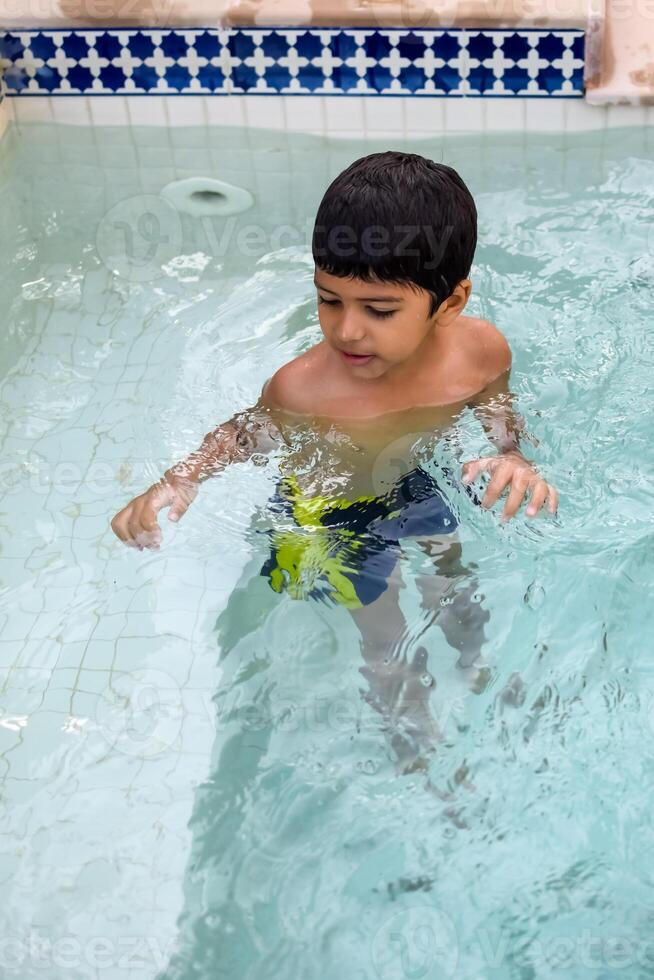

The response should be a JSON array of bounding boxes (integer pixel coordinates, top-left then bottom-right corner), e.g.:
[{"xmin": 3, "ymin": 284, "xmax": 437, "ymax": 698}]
[{"xmin": 1, "ymin": 121, "xmax": 654, "ymax": 980}]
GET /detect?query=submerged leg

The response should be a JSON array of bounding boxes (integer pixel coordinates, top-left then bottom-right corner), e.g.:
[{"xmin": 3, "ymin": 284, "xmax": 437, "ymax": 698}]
[
  {"xmin": 411, "ymin": 534, "xmax": 491, "ymax": 690},
  {"xmin": 347, "ymin": 560, "xmax": 474, "ymax": 825},
  {"xmin": 347, "ymin": 558, "xmax": 443, "ymax": 776}
]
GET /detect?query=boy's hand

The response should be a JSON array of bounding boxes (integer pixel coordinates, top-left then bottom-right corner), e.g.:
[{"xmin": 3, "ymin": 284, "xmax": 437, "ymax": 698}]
[
  {"xmin": 461, "ymin": 452, "xmax": 558, "ymax": 523},
  {"xmin": 111, "ymin": 474, "xmax": 198, "ymax": 550}
]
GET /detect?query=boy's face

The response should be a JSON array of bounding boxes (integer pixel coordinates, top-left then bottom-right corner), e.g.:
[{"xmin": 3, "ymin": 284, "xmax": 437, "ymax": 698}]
[{"xmin": 314, "ymin": 269, "xmax": 440, "ymax": 381}]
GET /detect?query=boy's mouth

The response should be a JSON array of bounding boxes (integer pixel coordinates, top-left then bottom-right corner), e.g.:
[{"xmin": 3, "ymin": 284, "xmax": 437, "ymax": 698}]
[{"xmin": 340, "ymin": 350, "xmax": 374, "ymax": 365}]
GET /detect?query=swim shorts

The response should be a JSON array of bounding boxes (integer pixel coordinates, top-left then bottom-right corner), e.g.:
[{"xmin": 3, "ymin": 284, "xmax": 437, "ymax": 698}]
[{"xmin": 259, "ymin": 466, "xmax": 477, "ymax": 610}]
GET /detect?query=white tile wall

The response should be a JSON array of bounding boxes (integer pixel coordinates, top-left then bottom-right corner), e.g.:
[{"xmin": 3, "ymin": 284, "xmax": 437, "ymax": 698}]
[
  {"xmin": 0, "ymin": 97, "xmax": 13, "ymax": 139},
  {"xmin": 165, "ymin": 96, "xmax": 207, "ymax": 127},
  {"xmin": 444, "ymin": 98, "xmax": 485, "ymax": 132},
  {"xmin": 606, "ymin": 104, "xmax": 649, "ymax": 129},
  {"xmin": 51, "ymin": 96, "xmax": 91, "ymax": 126},
  {"xmin": 10, "ymin": 96, "xmax": 53, "ymax": 124},
  {"xmin": 4, "ymin": 95, "xmax": 654, "ymax": 137},
  {"xmin": 484, "ymin": 99, "xmax": 526, "ymax": 131},
  {"xmin": 126, "ymin": 96, "xmax": 168, "ymax": 127},
  {"xmin": 204, "ymin": 96, "xmax": 246, "ymax": 127},
  {"xmin": 363, "ymin": 97, "xmax": 405, "ymax": 134},
  {"xmin": 324, "ymin": 96, "xmax": 364, "ymax": 132},
  {"xmin": 563, "ymin": 99, "xmax": 607, "ymax": 131},
  {"xmin": 405, "ymin": 98, "xmax": 445, "ymax": 135},
  {"xmin": 283, "ymin": 96, "xmax": 325, "ymax": 133},
  {"xmin": 244, "ymin": 96, "xmax": 286, "ymax": 130},
  {"xmin": 525, "ymin": 98, "xmax": 566, "ymax": 131},
  {"xmin": 88, "ymin": 96, "xmax": 130, "ymax": 127}
]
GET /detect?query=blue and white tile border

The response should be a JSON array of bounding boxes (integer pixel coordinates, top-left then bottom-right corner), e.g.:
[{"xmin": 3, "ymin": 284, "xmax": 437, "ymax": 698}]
[{"xmin": 1, "ymin": 27, "xmax": 585, "ymax": 98}]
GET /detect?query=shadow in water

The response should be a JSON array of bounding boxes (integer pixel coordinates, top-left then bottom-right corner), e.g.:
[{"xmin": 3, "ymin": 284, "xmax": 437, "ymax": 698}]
[{"xmin": 157, "ymin": 528, "xmax": 491, "ymax": 980}]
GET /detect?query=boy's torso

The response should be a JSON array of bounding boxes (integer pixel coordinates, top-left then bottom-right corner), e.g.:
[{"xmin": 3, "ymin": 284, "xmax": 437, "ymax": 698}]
[{"xmin": 262, "ymin": 315, "xmax": 508, "ymax": 499}]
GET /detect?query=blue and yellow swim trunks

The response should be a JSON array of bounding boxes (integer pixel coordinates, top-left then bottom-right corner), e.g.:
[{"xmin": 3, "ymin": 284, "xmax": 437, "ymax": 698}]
[{"xmin": 260, "ymin": 466, "xmax": 475, "ymax": 610}]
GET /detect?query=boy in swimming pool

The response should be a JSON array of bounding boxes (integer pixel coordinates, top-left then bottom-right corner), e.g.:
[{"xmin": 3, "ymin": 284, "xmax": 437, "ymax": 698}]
[{"xmin": 111, "ymin": 152, "xmax": 557, "ymax": 765}]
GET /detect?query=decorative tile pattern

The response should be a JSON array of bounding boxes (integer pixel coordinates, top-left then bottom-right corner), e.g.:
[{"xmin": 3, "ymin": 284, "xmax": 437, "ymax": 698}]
[{"xmin": 0, "ymin": 28, "xmax": 585, "ymax": 97}]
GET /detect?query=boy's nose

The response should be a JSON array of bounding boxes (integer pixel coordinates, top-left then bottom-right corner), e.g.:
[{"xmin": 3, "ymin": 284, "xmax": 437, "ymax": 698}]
[{"xmin": 335, "ymin": 311, "xmax": 365, "ymax": 344}]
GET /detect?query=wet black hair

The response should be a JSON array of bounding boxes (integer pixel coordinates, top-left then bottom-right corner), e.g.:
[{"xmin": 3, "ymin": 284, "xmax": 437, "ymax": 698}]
[{"xmin": 312, "ymin": 151, "xmax": 477, "ymax": 316}]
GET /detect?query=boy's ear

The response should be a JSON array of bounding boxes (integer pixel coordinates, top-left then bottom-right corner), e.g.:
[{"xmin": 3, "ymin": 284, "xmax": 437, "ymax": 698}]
[{"xmin": 435, "ymin": 279, "xmax": 471, "ymax": 323}]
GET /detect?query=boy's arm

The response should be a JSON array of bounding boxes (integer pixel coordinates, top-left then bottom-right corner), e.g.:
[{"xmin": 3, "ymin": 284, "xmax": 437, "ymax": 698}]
[
  {"xmin": 463, "ymin": 366, "xmax": 558, "ymax": 523},
  {"xmin": 111, "ymin": 396, "xmax": 284, "ymax": 550},
  {"xmin": 165, "ymin": 398, "xmax": 281, "ymax": 485},
  {"xmin": 467, "ymin": 368, "xmax": 539, "ymax": 460}
]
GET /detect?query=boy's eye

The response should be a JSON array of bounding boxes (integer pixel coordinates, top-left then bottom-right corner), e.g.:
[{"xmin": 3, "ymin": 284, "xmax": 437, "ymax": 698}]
[
  {"xmin": 317, "ymin": 295, "xmax": 395, "ymax": 319},
  {"xmin": 366, "ymin": 307, "xmax": 396, "ymax": 319}
]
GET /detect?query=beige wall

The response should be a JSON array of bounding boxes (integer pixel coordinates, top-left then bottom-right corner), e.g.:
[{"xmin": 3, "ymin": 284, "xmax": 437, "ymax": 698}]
[
  {"xmin": 586, "ymin": 0, "xmax": 654, "ymax": 104},
  {"xmin": 0, "ymin": 0, "xmax": 593, "ymax": 28}
]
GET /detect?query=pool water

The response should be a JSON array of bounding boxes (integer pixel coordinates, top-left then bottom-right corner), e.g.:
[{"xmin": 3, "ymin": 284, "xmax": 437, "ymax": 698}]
[{"xmin": 1, "ymin": 121, "xmax": 653, "ymax": 980}]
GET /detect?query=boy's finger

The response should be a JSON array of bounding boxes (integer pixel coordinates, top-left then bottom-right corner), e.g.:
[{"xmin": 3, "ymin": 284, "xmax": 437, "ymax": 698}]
[
  {"xmin": 127, "ymin": 504, "xmax": 149, "ymax": 546},
  {"xmin": 547, "ymin": 485, "xmax": 559, "ymax": 515},
  {"xmin": 481, "ymin": 465, "xmax": 513, "ymax": 509},
  {"xmin": 526, "ymin": 481, "xmax": 549, "ymax": 516},
  {"xmin": 461, "ymin": 458, "xmax": 492, "ymax": 485},
  {"xmin": 114, "ymin": 509, "xmax": 142, "ymax": 549},
  {"xmin": 111, "ymin": 511, "xmax": 129, "ymax": 543},
  {"xmin": 134, "ymin": 528, "xmax": 162, "ymax": 551},
  {"xmin": 168, "ymin": 499, "xmax": 189, "ymax": 522},
  {"xmin": 168, "ymin": 486, "xmax": 197, "ymax": 522},
  {"xmin": 140, "ymin": 499, "xmax": 162, "ymax": 534},
  {"xmin": 500, "ymin": 480, "xmax": 528, "ymax": 522}
]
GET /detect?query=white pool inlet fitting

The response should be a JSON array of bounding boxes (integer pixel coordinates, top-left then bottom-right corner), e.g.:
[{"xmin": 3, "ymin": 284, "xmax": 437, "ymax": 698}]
[{"xmin": 160, "ymin": 176, "xmax": 254, "ymax": 217}]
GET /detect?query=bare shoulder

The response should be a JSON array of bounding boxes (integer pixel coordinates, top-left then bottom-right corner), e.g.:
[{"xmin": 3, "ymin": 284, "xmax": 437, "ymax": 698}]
[
  {"xmin": 462, "ymin": 316, "xmax": 512, "ymax": 383},
  {"xmin": 261, "ymin": 343, "xmax": 326, "ymax": 416},
  {"xmin": 455, "ymin": 316, "xmax": 513, "ymax": 406}
]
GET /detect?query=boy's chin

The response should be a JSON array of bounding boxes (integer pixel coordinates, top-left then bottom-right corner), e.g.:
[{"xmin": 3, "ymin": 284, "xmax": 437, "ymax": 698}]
[{"xmin": 362, "ymin": 359, "xmax": 393, "ymax": 378}]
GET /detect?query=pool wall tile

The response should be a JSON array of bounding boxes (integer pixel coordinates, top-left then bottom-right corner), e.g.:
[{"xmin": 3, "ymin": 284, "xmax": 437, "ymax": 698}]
[
  {"xmin": 204, "ymin": 94, "xmax": 246, "ymax": 125},
  {"xmin": 524, "ymin": 97, "xmax": 567, "ymax": 130},
  {"xmin": 444, "ymin": 97, "xmax": 485, "ymax": 130},
  {"xmin": 2, "ymin": 27, "xmax": 586, "ymax": 98},
  {"xmin": 323, "ymin": 94, "xmax": 357, "ymax": 130},
  {"xmin": 0, "ymin": 94, "xmax": 13, "ymax": 136},
  {"xmin": 88, "ymin": 93, "xmax": 130, "ymax": 125},
  {"xmin": 127, "ymin": 94, "xmax": 168, "ymax": 125},
  {"xmin": 562, "ymin": 97, "xmax": 605, "ymax": 131},
  {"xmin": 606, "ymin": 104, "xmax": 648, "ymax": 128},
  {"xmin": 7, "ymin": 92, "xmax": 643, "ymax": 131},
  {"xmin": 244, "ymin": 93, "xmax": 286, "ymax": 127},
  {"xmin": 363, "ymin": 95, "xmax": 404, "ymax": 132},
  {"xmin": 165, "ymin": 94, "xmax": 207, "ymax": 126},
  {"xmin": 50, "ymin": 94, "xmax": 91, "ymax": 125},
  {"xmin": 484, "ymin": 98, "xmax": 526, "ymax": 130},
  {"xmin": 0, "ymin": 69, "xmax": 649, "ymax": 136},
  {"xmin": 0, "ymin": 22, "xmax": 646, "ymax": 133}
]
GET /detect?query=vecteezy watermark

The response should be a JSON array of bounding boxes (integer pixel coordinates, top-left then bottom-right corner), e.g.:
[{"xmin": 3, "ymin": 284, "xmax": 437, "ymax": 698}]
[
  {"xmin": 370, "ymin": 431, "xmax": 437, "ymax": 496},
  {"xmin": 0, "ymin": 0, "xmax": 179, "ymax": 27},
  {"xmin": 213, "ymin": 680, "xmax": 466, "ymax": 741},
  {"xmin": 369, "ymin": 0, "xmax": 608, "ymax": 29},
  {"xmin": 0, "ymin": 456, "xmax": 181, "ymax": 501},
  {"xmin": 0, "ymin": 458, "xmax": 120, "ymax": 498},
  {"xmin": 371, "ymin": 906, "xmax": 459, "ymax": 979},
  {"xmin": 369, "ymin": 915, "xmax": 654, "ymax": 978},
  {"xmin": 312, "ymin": 223, "xmax": 453, "ymax": 270},
  {"xmin": 95, "ymin": 669, "xmax": 184, "ymax": 758},
  {"xmin": 474, "ymin": 928, "xmax": 654, "ymax": 972},
  {"xmin": 0, "ymin": 930, "xmax": 175, "ymax": 973},
  {"xmin": 608, "ymin": 0, "xmax": 654, "ymax": 20},
  {"xmin": 96, "ymin": 195, "xmax": 184, "ymax": 283},
  {"xmin": 95, "ymin": 193, "xmax": 456, "ymax": 282}
]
